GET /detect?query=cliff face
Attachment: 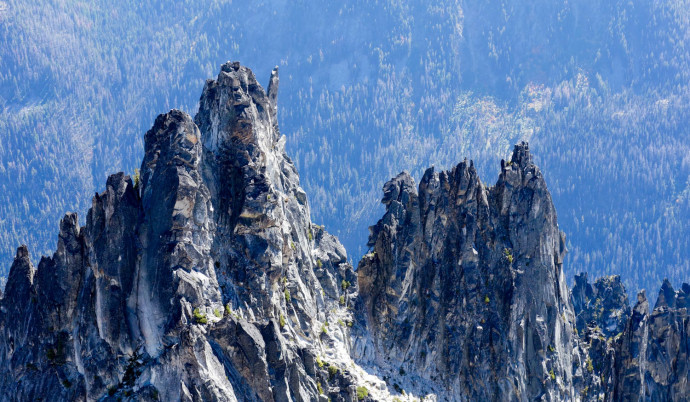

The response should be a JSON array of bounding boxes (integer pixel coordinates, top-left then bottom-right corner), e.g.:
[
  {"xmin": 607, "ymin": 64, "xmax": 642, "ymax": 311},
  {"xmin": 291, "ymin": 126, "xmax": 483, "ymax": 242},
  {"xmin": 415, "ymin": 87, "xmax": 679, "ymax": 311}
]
[
  {"xmin": 354, "ymin": 144, "xmax": 594, "ymax": 400},
  {"xmin": 612, "ymin": 281, "xmax": 690, "ymax": 401},
  {"xmin": 568, "ymin": 270, "xmax": 690, "ymax": 402},
  {"xmin": 1, "ymin": 62, "xmax": 689, "ymax": 402},
  {"xmin": 0, "ymin": 62, "xmax": 360, "ymax": 402}
]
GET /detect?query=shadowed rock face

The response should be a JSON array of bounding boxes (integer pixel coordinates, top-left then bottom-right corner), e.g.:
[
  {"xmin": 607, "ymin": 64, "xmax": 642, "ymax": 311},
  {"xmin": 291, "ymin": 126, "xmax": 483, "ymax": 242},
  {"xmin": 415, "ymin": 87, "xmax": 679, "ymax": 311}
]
[
  {"xmin": 571, "ymin": 273, "xmax": 630, "ymax": 338},
  {"xmin": 570, "ymin": 273, "xmax": 629, "ymax": 399},
  {"xmin": 612, "ymin": 281, "xmax": 690, "ymax": 401},
  {"xmin": 568, "ymin": 272, "xmax": 690, "ymax": 402},
  {"xmin": 1, "ymin": 61, "xmax": 690, "ymax": 401}
]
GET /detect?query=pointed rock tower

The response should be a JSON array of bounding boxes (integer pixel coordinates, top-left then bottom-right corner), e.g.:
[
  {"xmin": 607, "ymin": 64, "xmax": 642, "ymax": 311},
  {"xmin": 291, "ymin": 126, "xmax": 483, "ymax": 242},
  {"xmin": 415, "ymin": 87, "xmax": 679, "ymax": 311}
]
[
  {"xmin": 0, "ymin": 62, "xmax": 359, "ymax": 401},
  {"xmin": 356, "ymin": 143, "xmax": 589, "ymax": 400}
]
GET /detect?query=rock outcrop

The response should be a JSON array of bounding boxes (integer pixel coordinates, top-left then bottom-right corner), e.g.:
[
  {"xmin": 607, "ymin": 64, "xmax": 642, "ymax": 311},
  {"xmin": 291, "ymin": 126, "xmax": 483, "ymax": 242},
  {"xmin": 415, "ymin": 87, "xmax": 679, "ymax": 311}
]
[
  {"xmin": 570, "ymin": 273, "xmax": 690, "ymax": 401},
  {"xmin": 612, "ymin": 281, "xmax": 690, "ymax": 401},
  {"xmin": 570, "ymin": 273, "xmax": 630, "ymax": 399},
  {"xmin": 355, "ymin": 144, "xmax": 594, "ymax": 400},
  {"xmin": 1, "ymin": 62, "xmax": 690, "ymax": 401},
  {"xmin": 0, "ymin": 62, "xmax": 360, "ymax": 402},
  {"xmin": 571, "ymin": 273, "xmax": 630, "ymax": 338}
]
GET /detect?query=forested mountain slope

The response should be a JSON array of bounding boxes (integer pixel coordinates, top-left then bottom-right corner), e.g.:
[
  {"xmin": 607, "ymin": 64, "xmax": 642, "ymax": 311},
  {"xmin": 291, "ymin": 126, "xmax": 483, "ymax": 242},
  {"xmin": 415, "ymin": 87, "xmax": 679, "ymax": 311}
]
[{"xmin": 1, "ymin": 0, "xmax": 689, "ymax": 297}]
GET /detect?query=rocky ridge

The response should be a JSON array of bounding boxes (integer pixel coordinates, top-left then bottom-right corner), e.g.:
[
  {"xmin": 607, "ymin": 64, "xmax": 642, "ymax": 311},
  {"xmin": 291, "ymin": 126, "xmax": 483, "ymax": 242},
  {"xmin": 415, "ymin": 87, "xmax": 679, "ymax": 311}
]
[{"xmin": 0, "ymin": 62, "xmax": 689, "ymax": 401}]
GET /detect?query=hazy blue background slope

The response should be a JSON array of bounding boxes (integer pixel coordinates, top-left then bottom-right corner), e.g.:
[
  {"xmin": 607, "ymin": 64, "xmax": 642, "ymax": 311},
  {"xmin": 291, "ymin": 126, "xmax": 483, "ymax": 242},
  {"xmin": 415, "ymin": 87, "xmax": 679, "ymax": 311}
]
[{"xmin": 0, "ymin": 0, "xmax": 689, "ymax": 298}]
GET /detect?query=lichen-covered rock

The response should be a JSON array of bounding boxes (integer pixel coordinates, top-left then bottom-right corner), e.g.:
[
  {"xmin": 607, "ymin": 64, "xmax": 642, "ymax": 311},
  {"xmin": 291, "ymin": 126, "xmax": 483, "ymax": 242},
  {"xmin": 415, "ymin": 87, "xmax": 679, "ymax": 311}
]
[{"xmin": 569, "ymin": 273, "xmax": 631, "ymax": 399}]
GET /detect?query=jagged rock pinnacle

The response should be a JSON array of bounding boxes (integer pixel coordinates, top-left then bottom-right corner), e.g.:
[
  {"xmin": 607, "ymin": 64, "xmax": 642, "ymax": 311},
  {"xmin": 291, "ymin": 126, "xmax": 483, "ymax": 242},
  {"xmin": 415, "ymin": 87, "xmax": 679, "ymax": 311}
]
[
  {"xmin": 3, "ymin": 64, "xmax": 690, "ymax": 401},
  {"xmin": 0, "ymin": 62, "xmax": 360, "ymax": 401},
  {"xmin": 356, "ymin": 147, "xmax": 581, "ymax": 399}
]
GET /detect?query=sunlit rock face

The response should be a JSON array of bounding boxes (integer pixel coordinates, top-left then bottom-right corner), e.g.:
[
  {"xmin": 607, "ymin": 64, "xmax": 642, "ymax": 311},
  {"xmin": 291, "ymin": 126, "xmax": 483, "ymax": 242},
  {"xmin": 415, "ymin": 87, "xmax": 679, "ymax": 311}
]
[
  {"xmin": 0, "ymin": 62, "xmax": 358, "ymax": 402},
  {"xmin": 355, "ymin": 143, "xmax": 596, "ymax": 400}
]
